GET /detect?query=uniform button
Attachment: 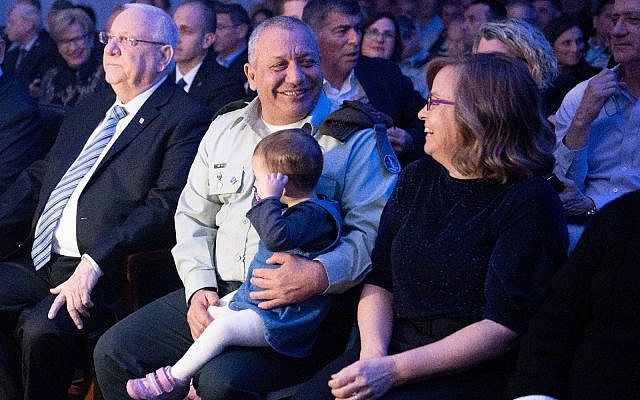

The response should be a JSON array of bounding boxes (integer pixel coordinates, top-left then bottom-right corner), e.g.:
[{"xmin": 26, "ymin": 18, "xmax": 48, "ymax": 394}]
[
  {"xmin": 613, "ymin": 188, "xmax": 619, "ymax": 193},
  {"xmin": 235, "ymin": 255, "xmax": 242, "ymax": 261},
  {"xmin": 242, "ymin": 218, "xmax": 249, "ymax": 224}
]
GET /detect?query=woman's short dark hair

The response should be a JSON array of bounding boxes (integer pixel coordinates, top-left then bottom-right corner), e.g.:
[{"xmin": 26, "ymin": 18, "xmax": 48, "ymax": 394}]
[
  {"xmin": 253, "ymin": 129, "xmax": 324, "ymax": 194},
  {"xmin": 544, "ymin": 17, "xmax": 582, "ymax": 46},
  {"xmin": 362, "ymin": 12, "xmax": 403, "ymax": 62},
  {"xmin": 426, "ymin": 53, "xmax": 555, "ymax": 183}
]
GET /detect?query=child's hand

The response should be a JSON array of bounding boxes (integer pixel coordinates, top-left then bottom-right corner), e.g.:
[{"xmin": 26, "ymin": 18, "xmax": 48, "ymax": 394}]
[{"xmin": 255, "ymin": 172, "xmax": 288, "ymax": 199}]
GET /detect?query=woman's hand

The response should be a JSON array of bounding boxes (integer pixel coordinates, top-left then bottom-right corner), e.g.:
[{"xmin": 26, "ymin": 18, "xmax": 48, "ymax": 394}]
[{"xmin": 328, "ymin": 356, "xmax": 398, "ymax": 400}]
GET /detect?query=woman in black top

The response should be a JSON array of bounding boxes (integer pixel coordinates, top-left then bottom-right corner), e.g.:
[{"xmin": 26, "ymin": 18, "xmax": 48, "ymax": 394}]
[{"xmin": 293, "ymin": 54, "xmax": 567, "ymax": 400}]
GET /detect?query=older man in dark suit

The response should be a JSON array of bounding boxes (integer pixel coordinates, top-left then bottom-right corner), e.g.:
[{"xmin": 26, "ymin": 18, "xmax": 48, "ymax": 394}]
[
  {"xmin": 302, "ymin": 0, "xmax": 427, "ymax": 165},
  {"xmin": 0, "ymin": 4, "xmax": 210, "ymax": 399},
  {"xmin": 3, "ymin": 2, "xmax": 58, "ymax": 91},
  {"xmin": 0, "ymin": 35, "xmax": 44, "ymax": 195},
  {"xmin": 171, "ymin": 0, "xmax": 247, "ymax": 115}
]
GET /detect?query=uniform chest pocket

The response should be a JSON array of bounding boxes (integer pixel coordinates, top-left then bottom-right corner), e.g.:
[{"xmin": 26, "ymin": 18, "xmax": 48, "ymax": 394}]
[{"xmin": 209, "ymin": 164, "xmax": 244, "ymax": 195}]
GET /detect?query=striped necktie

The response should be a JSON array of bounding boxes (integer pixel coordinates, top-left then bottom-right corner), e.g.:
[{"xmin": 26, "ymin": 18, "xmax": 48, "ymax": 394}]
[{"xmin": 31, "ymin": 105, "xmax": 128, "ymax": 271}]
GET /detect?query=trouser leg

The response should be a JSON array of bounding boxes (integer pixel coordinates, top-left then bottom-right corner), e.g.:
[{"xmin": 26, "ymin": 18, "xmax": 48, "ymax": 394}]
[
  {"xmin": 1, "ymin": 257, "xmax": 113, "ymax": 400},
  {"xmin": 0, "ymin": 259, "xmax": 50, "ymax": 400},
  {"xmin": 94, "ymin": 289, "xmax": 194, "ymax": 400},
  {"xmin": 195, "ymin": 285, "xmax": 362, "ymax": 400}
]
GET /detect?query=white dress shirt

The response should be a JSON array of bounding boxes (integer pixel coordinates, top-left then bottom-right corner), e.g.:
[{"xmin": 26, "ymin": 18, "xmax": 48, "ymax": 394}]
[{"xmin": 37, "ymin": 76, "xmax": 167, "ymax": 271}]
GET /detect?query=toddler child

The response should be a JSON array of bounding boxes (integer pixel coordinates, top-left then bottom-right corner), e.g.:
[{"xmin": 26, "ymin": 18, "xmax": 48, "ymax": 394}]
[{"xmin": 126, "ymin": 128, "xmax": 342, "ymax": 399}]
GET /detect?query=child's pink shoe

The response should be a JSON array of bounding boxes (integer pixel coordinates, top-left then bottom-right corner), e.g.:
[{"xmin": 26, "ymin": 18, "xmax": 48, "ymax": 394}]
[{"xmin": 126, "ymin": 366, "xmax": 188, "ymax": 400}]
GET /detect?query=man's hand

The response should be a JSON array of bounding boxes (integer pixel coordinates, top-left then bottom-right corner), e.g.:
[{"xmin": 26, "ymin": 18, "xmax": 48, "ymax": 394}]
[
  {"xmin": 564, "ymin": 68, "xmax": 620, "ymax": 149},
  {"xmin": 249, "ymin": 253, "xmax": 328, "ymax": 309},
  {"xmin": 28, "ymin": 78, "xmax": 42, "ymax": 99},
  {"xmin": 386, "ymin": 127, "xmax": 413, "ymax": 156},
  {"xmin": 557, "ymin": 176, "xmax": 595, "ymax": 215},
  {"xmin": 328, "ymin": 356, "xmax": 397, "ymax": 400},
  {"xmin": 187, "ymin": 289, "xmax": 219, "ymax": 340},
  {"xmin": 48, "ymin": 258, "xmax": 100, "ymax": 329}
]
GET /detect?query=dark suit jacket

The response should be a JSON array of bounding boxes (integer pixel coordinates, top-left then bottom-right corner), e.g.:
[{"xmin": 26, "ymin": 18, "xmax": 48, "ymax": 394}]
[
  {"xmin": 0, "ymin": 77, "xmax": 210, "ymax": 309},
  {"xmin": 0, "ymin": 72, "xmax": 44, "ymax": 195},
  {"xmin": 171, "ymin": 52, "xmax": 247, "ymax": 116},
  {"xmin": 355, "ymin": 56, "xmax": 427, "ymax": 164},
  {"xmin": 3, "ymin": 31, "xmax": 59, "ymax": 89},
  {"xmin": 222, "ymin": 48, "xmax": 248, "ymax": 85}
]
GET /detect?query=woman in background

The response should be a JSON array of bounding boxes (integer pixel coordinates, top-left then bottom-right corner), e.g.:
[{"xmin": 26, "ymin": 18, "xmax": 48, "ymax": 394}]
[
  {"xmin": 361, "ymin": 13, "xmax": 402, "ymax": 61},
  {"xmin": 36, "ymin": 7, "xmax": 106, "ymax": 108}
]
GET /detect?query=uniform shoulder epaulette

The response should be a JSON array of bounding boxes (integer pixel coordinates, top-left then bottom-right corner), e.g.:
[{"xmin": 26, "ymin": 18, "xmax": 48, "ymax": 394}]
[{"xmin": 320, "ymin": 100, "xmax": 401, "ymax": 174}]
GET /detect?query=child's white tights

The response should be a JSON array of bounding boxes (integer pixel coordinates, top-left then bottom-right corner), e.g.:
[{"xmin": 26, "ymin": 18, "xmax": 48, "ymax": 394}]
[{"xmin": 171, "ymin": 291, "xmax": 268, "ymax": 381}]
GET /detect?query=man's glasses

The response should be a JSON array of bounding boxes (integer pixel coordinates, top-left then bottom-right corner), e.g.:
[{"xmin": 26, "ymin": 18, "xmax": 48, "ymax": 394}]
[
  {"xmin": 98, "ymin": 32, "xmax": 167, "ymax": 47},
  {"xmin": 426, "ymin": 95, "xmax": 456, "ymax": 111}
]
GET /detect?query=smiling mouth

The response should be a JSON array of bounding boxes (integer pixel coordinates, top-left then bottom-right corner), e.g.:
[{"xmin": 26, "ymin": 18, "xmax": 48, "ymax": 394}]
[{"xmin": 278, "ymin": 89, "xmax": 308, "ymax": 96}]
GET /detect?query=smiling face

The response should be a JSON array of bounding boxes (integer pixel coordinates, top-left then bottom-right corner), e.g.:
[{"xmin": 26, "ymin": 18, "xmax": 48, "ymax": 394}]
[
  {"xmin": 361, "ymin": 17, "xmax": 396, "ymax": 60},
  {"xmin": 244, "ymin": 25, "xmax": 322, "ymax": 125},
  {"xmin": 553, "ymin": 26, "xmax": 584, "ymax": 69},
  {"xmin": 417, "ymin": 65, "xmax": 463, "ymax": 175},
  {"xmin": 103, "ymin": 7, "xmax": 173, "ymax": 103},
  {"xmin": 316, "ymin": 10, "xmax": 362, "ymax": 87},
  {"xmin": 55, "ymin": 22, "xmax": 93, "ymax": 70},
  {"xmin": 610, "ymin": 0, "xmax": 640, "ymax": 65}
]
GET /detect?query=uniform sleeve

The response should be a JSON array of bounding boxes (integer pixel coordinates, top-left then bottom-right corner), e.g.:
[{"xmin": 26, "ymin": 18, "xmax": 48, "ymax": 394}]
[
  {"xmin": 173, "ymin": 127, "xmax": 224, "ymax": 302},
  {"xmin": 315, "ymin": 129, "xmax": 398, "ymax": 293}
]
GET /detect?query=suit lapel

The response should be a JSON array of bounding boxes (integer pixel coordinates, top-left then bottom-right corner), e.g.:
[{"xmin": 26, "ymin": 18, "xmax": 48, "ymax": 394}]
[{"xmin": 96, "ymin": 78, "xmax": 174, "ymax": 168}]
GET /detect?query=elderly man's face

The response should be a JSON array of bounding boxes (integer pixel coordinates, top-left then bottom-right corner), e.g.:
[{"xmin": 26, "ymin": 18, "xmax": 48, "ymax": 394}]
[
  {"xmin": 5, "ymin": 9, "xmax": 33, "ymax": 44},
  {"xmin": 245, "ymin": 25, "xmax": 322, "ymax": 125},
  {"xmin": 610, "ymin": 0, "xmax": 640, "ymax": 65},
  {"xmin": 103, "ymin": 7, "xmax": 172, "ymax": 103}
]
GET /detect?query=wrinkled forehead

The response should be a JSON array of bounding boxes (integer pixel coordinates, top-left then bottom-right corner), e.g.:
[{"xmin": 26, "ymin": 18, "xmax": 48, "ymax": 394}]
[
  {"xmin": 258, "ymin": 26, "xmax": 319, "ymax": 59},
  {"xmin": 614, "ymin": 0, "xmax": 640, "ymax": 14},
  {"xmin": 110, "ymin": 8, "xmax": 153, "ymax": 36}
]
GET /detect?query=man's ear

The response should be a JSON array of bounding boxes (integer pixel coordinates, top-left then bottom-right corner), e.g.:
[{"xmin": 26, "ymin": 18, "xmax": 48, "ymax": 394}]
[
  {"xmin": 244, "ymin": 63, "xmax": 257, "ymax": 91},
  {"xmin": 202, "ymin": 31, "xmax": 215, "ymax": 50},
  {"xmin": 158, "ymin": 44, "xmax": 174, "ymax": 72}
]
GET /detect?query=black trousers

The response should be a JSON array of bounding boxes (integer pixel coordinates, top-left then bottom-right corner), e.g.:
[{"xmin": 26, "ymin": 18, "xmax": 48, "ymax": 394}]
[
  {"xmin": 0, "ymin": 255, "xmax": 114, "ymax": 400},
  {"xmin": 94, "ymin": 284, "xmax": 360, "ymax": 400}
]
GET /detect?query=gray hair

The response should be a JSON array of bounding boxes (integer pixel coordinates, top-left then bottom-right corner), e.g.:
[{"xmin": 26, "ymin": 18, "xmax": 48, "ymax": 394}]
[
  {"xmin": 473, "ymin": 19, "xmax": 558, "ymax": 91},
  {"xmin": 122, "ymin": 3, "xmax": 178, "ymax": 49},
  {"xmin": 247, "ymin": 16, "xmax": 318, "ymax": 65},
  {"xmin": 49, "ymin": 8, "xmax": 94, "ymax": 43},
  {"xmin": 11, "ymin": 3, "xmax": 43, "ymax": 32}
]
